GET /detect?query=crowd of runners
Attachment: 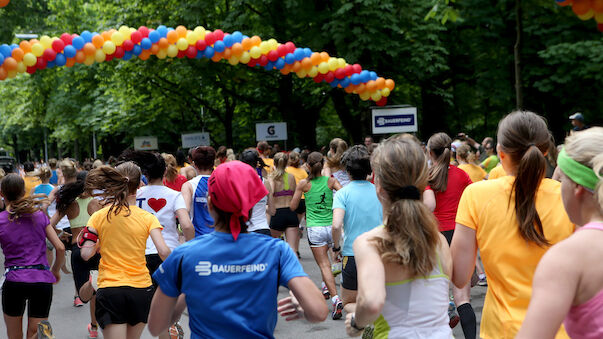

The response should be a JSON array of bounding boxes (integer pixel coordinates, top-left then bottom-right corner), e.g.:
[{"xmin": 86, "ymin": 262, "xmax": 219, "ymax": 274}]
[{"xmin": 0, "ymin": 110, "xmax": 601, "ymax": 339}]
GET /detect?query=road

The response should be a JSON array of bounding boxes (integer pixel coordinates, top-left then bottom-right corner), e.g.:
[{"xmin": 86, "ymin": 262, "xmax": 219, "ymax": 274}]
[{"xmin": 0, "ymin": 236, "xmax": 484, "ymax": 338}]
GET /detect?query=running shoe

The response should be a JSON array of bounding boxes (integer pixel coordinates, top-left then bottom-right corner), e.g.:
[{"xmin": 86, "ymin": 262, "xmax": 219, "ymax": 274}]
[
  {"xmin": 448, "ymin": 301, "xmax": 459, "ymax": 328},
  {"xmin": 332, "ymin": 298, "xmax": 343, "ymax": 320},
  {"xmin": 87, "ymin": 323, "xmax": 98, "ymax": 338},
  {"xmin": 169, "ymin": 322, "xmax": 184, "ymax": 339},
  {"xmin": 322, "ymin": 284, "xmax": 330, "ymax": 300},
  {"xmin": 73, "ymin": 296, "xmax": 84, "ymax": 307},
  {"xmin": 478, "ymin": 277, "xmax": 488, "ymax": 286},
  {"xmin": 37, "ymin": 320, "xmax": 55, "ymax": 339}
]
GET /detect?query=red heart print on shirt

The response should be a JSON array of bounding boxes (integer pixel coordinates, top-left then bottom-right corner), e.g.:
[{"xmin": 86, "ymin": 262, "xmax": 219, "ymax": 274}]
[{"xmin": 148, "ymin": 198, "xmax": 167, "ymax": 213}]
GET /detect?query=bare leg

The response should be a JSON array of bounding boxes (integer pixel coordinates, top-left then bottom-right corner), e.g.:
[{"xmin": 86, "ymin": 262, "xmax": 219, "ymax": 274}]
[
  {"xmin": 3, "ymin": 314, "xmax": 23, "ymax": 339},
  {"xmin": 342, "ymin": 287, "xmax": 357, "ymax": 313},
  {"xmin": 285, "ymin": 227, "xmax": 300, "ymax": 254},
  {"xmin": 26, "ymin": 317, "xmax": 47, "ymax": 339},
  {"xmin": 310, "ymin": 245, "xmax": 337, "ymax": 297},
  {"xmin": 125, "ymin": 323, "xmax": 146, "ymax": 339},
  {"xmin": 102, "ymin": 323, "xmax": 127, "ymax": 339},
  {"xmin": 270, "ymin": 229, "xmax": 283, "ymax": 239}
]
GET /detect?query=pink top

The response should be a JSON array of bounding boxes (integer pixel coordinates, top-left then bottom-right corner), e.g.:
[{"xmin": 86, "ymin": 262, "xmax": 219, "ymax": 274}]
[{"xmin": 564, "ymin": 222, "xmax": 603, "ymax": 339}]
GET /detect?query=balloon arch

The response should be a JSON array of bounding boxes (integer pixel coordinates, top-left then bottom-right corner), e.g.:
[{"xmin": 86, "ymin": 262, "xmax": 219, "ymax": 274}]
[{"xmin": 0, "ymin": 25, "xmax": 395, "ymax": 106}]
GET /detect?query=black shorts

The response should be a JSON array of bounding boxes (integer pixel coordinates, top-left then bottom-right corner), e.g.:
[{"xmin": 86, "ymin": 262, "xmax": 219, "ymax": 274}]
[
  {"xmin": 61, "ymin": 228, "xmax": 73, "ymax": 250},
  {"xmin": 253, "ymin": 229, "xmax": 272, "ymax": 236},
  {"xmin": 441, "ymin": 230, "xmax": 454, "ymax": 246},
  {"xmin": 294, "ymin": 199, "xmax": 306, "ymax": 215},
  {"xmin": 95, "ymin": 286, "xmax": 154, "ymax": 329},
  {"xmin": 145, "ymin": 254, "xmax": 163, "ymax": 287},
  {"xmin": 342, "ymin": 256, "xmax": 358, "ymax": 290},
  {"xmin": 270, "ymin": 208, "xmax": 299, "ymax": 231},
  {"xmin": 2, "ymin": 281, "xmax": 53, "ymax": 318},
  {"xmin": 71, "ymin": 244, "xmax": 100, "ymax": 294}
]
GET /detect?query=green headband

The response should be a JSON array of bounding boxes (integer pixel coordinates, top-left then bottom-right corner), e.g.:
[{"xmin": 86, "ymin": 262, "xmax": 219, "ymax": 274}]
[{"xmin": 557, "ymin": 148, "xmax": 599, "ymax": 191}]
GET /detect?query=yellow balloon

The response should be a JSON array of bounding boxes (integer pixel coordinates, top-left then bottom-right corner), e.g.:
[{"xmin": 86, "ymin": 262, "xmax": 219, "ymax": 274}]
[
  {"xmin": 268, "ymin": 39, "xmax": 278, "ymax": 48},
  {"xmin": 249, "ymin": 46, "xmax": 262, "ymax": 59},
  {"xmin": 156, "ymin": 49, "xmax": 168, "ymax": 59},
  {"xmin": 84, "ymin": 55, "xmax": 95, "ymax": 66},
  {"xmin": 102, "ymin": 41, "xmax": 116, "ymax": 55},
  {"xmin": 111, "ymin": 32, "xmax": 125, "ymax": 46},
  {"xmin": 337, "ymin": 58, "xmax": 346, "ymax": 68},
  {"xmin": 23, "ymin": 53, "xmax": 37, "ymax": 67},
  {"xmin": 259, "ymin": 42, "xmax": 271, "ymax": 54},
  {"xmin": 359, "ymin": 92, "xmax": 370, "ymax": 101},
  {"xmin": 31, "ymin": 43, "xmax": 44, "ymax": 57},
  {"xmin": 318, "ymin": 62, "xmax": 329, "ymax": 74},
  {"xmin": 578, "ymin": 9, "xmax": 594, "ymax": 20},
  {"xmin": 595, "ymin": 12, "xmax": 603, "ymax": 23},
  {"xmin": 382, "ymin": 88, "xmax": 391, "ymax": 97},
  {"xmin": 7, "ymin": 70, "xmax": 17, "ymax": 79},
  {"xmin": 228, "ymin": 56, "xmax": 240, "ymax": 65},
  {"xmin": 328, "ymin": 58, "xmax": 338, "ymax": 71},
  {"xmin": 177, "ymin": 38, "xmax": 189, "ymax": 51},
  {"xmin": 296, "ymin": 69, "xmax": 308, "ymax": 78},
  {"xmin": 308, "ymin": 66, "xmax": 319, "ymax": 78},
  {"xmin": 186, "ymin": 31, "xmax": 198, "ymax": 45},
  {"xmin": 17, "ymin": 62, "xmax": 26, "ymax": 73},
  {"xmin": 130, "ymin": 27, "xmax": 137, "ymax": 35},
  {"xmin": 40, "ymin": 36, "xmax": 52, "ymax": 49},
  {"xmin": 94, "ymin": 49, "xmax": 106, "ymax": 63},
  {"xmin": 371, "ymin": 91, "xmax": 382, "ymax": 101},
  {"xmin": 119, "ymin": 26, "xmax": 131, "ymax": 37},
  {"xmin": 240, "ymin": 52, "xmax": 251, "ymax": 64},
  {"xmin": 167, "ymin": 45, "xmax": 178, "ymax": 58},
  {"xmin": 194, "ymin": 26, "xmax": 206, "ymax": 40}
]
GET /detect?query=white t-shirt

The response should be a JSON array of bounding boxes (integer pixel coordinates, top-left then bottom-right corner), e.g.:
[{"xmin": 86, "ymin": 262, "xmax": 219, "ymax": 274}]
[{"xmin": 136, "ymin": 185, "xmax": 187, "ymax": 254}]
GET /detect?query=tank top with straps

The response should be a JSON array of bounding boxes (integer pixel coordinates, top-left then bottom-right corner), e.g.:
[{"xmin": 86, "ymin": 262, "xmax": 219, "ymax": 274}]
[
  {"xmin": 304, "ymin": 176, "xmax": 333, "ymax": 227},
  {"xmin": 69, "ymin": 197, "xmax": 93, "ymax": 229},
  {"xmin": 189, "ymin": 175, "xmax": 214, "ymax": 236}
]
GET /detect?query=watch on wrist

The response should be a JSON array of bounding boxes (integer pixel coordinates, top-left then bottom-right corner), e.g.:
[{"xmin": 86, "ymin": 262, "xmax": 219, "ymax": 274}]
[
  {"xmin": 333, "ymin": 246, "xmax": 341, "ymax": 252},
  {"xmin": 351, "ymin": 314, "xmax": 365, "ymax": 331}
]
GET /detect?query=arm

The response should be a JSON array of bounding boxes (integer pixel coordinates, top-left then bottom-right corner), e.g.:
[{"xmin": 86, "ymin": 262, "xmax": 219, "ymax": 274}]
[
  {"xmin": 43, "ymin": 186, "xmax": 59, "ymax": 211},
  {"xmin": 450, "ymin": 223, "xmax": 477, "ymax": 288},
  {"xmin": 328, "ymin": 177, "xmax": 342, "ymax": 191},
  {"xmin": 148, "ymin": 288, "xmax": 187, "ymax": 336},
  {"xmin": 516, "ymin": 243, "xmax": 578, "ymax": 339},
  {"xmin": 265, "ymin": 179, "xmax": 276, "ymax": 217},
  {"xmin": 423, "ymin": 189, "xmax": 436, "ymax": 212},
  {"xmin": 175, "ymin": 209, "xmax": 195, "ymax": 241},
  {"xmin": 46, "ymin": 224, "xmax": 65, "ymax": 283},
  {"xmin": 80, "ymin": 226, "xmax": 99, "ymax": 261},
  {"xmin": 181, "ymin": 182, "xmax": 193, "ymax": 213},
  {"xmin": 278, "ymin": 276, "xmax": 328, "ymax": 322},
  {"xmin": 332, "ymin": 208, "xmax": 345, "ymax": 251},
  {"xmin": 150, "ymin": 228, "xmax": 171, "ymax": 261},
  {"xmin": 48, "ymin": 210, "xmax": 66, "ymax": 229},
  {"xmin": 289, "ymin": 180, "xmax": 305, "ymax": 211}
]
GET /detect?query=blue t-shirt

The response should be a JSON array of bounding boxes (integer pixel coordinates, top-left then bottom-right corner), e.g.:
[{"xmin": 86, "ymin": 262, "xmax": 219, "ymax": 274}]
[
  {"xmin": 49, "ymin": 170, "xmax": 58, "ymax": 185},
  {"xmin": 153, "ymin": 231, "xmax": 307, "ymax": 339},
  {"xmin": 332, "ymin": 180, "xmax": 383, "ymax": 257},
  {"xmin": 192, "ymin": 176, "xmax": 214, "ymax": 236},
  {"xmin": 33, "ymin": 183, "xmax": 54, "ymax": 198}
]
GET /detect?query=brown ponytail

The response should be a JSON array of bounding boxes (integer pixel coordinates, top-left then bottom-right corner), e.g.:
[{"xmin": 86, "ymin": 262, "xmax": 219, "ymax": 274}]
[
  {"xmin": 161, "ymin": 153, "xmax": 179, "ymax": 182},
  {"xmin": 427, "ymin": 133, "xmax": 452, "ymax": 192},
  {"xmin": 306, "ymin": 152, "xmax": 324, "ymax": 180},
  {"xmin": 1, "ymin": 174, "xmax": 44, "ymax": 221},
  {"xmin": 270, "ymin": 152, "xmax": 289, "ymax": 181},
  {"xmin": 498, "ymin": 111, "xmax": 550, "ymax": 247},
  {"xmin": 85, "ymin": 162, "xmax": 141, "ymax": 221},
  {"xmin": 371, "ymin": 139, "xmax": 440, "ymax": 278}
]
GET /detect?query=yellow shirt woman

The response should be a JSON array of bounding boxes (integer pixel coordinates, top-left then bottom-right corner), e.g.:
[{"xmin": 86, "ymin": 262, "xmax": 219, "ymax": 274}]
[
  {"xmin": 487, "ymin": 164, "xmax": 507, "ymax": 180},
  {"xmin": 286, "ymin": 166, "xmax": 308, "ymax": 184},
  {"xmin": 456, "ymin": 176, "xmax": 573, "ymax": 338},
  {"xmin": 458, "ymin": 163, "xmax": 487, "ymax": 183}
]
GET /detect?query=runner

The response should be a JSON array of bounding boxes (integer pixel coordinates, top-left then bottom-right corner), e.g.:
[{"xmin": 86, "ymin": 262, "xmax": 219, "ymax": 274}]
[
  {"xmin": 181, "ymin": 146, "xmax": 216, "ymax": 237},
  {"xmin": 0, "ymin": 174, "xmax": 65, "ymax": 339},
  {"xmin": 290, "ymin": 152, "xmax": 343, "ymax": 320},
  {"xmin": 480, "ymin": 140, "xmax": 499, "ymax": 174},
  {"xmin": 240, "ymin": 149, "xmax": 275, "ymax": 236},
  {"xmin": 269, "ymin": 152, "xmax": 300, "ymax": 249},
  {"xmin": 161, "ymin": 153, "xmax": 188, "ymax": 192},
  {"xmin": 48, "ymin": 159, "xmax": 59, "ymax": 185},
  {"xmin": 148, "ymin": 161, "xmax": 328, "ymax": 338},
  {"xmin": 287, "ymin": 151, "xmax": 308, "ymax": 257},
  {"xmin": 323, "ymin": 138, "xmax": 350, "ymax": 187},
  {"xmin": 451, "ymin": 111, "xmax": 575, "ymax": 338},
  {"xmin": 331, "ymin": 145, "xmax": 382, "ymax": 314},
  {"xmin": 33, "ymin": 167, "xmax": 54, "ymax": 203},
  {"xmin": 426, "ymin": 132, "xmax": 476, "ymax": 338},
  {"xmin": 345, "ymin": 138, "xmax": 452, "ymax": 338},
  {"xmin": 23, "ymin": 162, "xmax": 41, "ymax": 197},
  {"xmin": 518, "ymin": 127, "xmax": 603, "ymax": 339},
  {"xmin": 257, "ymin": 141, "xmax": 274, "ymax": 173},
  {"xmin": 79, "ymin": 162, "xmax": 170, "ymax": 339},
  {"xmin": 456, "ymin": 144, "xmax": 487, "ymax": 183}
]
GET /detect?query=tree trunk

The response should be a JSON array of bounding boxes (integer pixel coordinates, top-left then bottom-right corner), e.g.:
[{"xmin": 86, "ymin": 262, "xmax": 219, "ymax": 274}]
[{"xmin": 514, "ymin": 0, "xmax": 523, "ymax": 110}]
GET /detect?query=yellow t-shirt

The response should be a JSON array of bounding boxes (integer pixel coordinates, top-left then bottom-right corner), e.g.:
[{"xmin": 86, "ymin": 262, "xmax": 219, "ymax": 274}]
[
  {"xmin": 456, "ymin": 176, "xmax": 573, "ymax": 339},
  {"xmin": 458, "ymin": 164, "xmax": 487, "ymax": 183},
  {"xmin": 23, "ymin": 176, "xmax": 41, "ymax": 197},
  {"xmin": 286, "ymin": 166, "xmax": 308, "ymax": 184},
  {"xmin": 89, "ymin": 206, "xmax": 162, "ymax": 288},
  {"xmin": 487, "ymin": 164, "xmax": 507, "ymax": 180},
  {"xmin": 262, "ymin": 158, "xmax": 274, "ymax": 173}
]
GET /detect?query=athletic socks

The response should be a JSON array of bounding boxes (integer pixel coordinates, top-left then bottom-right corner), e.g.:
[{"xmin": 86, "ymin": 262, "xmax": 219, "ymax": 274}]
[
  {"xmin": 478, "ymin": 273, "xmax": 486, "ymax": 280},
  {"xmin": 457, "ymin": 302, "xmax": 477, "ymax": 339}
]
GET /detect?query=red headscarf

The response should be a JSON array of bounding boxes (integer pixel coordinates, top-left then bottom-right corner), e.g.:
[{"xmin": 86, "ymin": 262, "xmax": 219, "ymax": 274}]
[{"xmin": 208, "ymin": 161, "xmax": 268, "ymax": 241}]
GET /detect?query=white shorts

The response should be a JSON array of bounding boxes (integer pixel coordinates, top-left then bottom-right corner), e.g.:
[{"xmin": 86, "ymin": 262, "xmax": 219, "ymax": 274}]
[{"xmin": 307, "ymin": 226, "xmax": 333, "ymax": 248}]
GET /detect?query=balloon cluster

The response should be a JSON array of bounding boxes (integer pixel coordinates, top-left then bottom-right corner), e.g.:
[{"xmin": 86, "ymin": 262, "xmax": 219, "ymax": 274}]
[
  {"xmin": 557, "ymin": 0, "xmax": 603, "ymax": 31},
  {"xmin": 0, "ymin": 25, "xmax": 395, "ymax": 105}
]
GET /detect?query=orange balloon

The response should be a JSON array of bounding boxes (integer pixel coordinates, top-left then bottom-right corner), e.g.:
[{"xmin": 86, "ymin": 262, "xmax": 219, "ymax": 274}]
[
  {"xmin": 366, "ymin": 80, "xmax": 377, "ymax": 92},
  {"xmin": 292, "ymin": 61, "xmax": 302, "ymax": 72},
  {"xmin": 0, "ymin": 0, "xmax": 9, "ymax": 8},
  {"xmin": 344, "ymin": 85, "xmax": 354, "ymax": 93},
  {"xmin": 175, "ymin": 26, "xmax": 188, "ymax": 38},
  {"xmin": 593, "ymin": 0, "xmax": 603, "ymax": 12},
  {"xmin": 355, "ymin": 84, "xmax": 366, "ymax": 94},
  {"xmin": 158, "ymin": 38, "xmax": 169, "ymax": 49},
  {"xmin": 310, "ymin": 53, "xmax": 321, "ymax": 66},
  {"xmin": 250, "ymin": 36, "xmax": 262, "ymax": 46},
  {"xmin": 231, "ymin": 43, "xmax": 243, "ymax": 56},
  {"xmin": 11, "ymin": 48, "xmax": 24, "ymax": 62},
  {"xmin": 223, "ymin": 48, "xmax": 232, "ymax": 59},
  {"xmin": 241, "ymin": 38, "xmax": 253, "ymax": 51},
  {"xmin": 0, "ymin": 67, "xmax": 6, "ymax": 80},
  {"xmin": 102, "ymin": 31, "xmax": 112, "ymax": 41},
  {"xmin": 83, "ymin": 43, "xmax": 96, "ymax": 56},
  {"xmin": 385, "ymin": 79, "xmax": 395, "ymax": 91},
  {"xmin": 3, "ymin": 57, "xmax": 18, "ymax": 71},
  {"xmin": 301, "ymin": 57, "xmax": 312, "ymax": 69},
  {"xmin": 19, "ymin": 41, "xmax": 32, "ymax": 53},
  {"xmin": 280, "ymin": 65, "xmax": 292, "ymax": 75},
  {"xmin": 573, "ymin": 0, "xmax": 592, "ymax": 15},
  {"xmin": 211, "ymin": 53, "xmax": 222, "ymax": 62},
  {"xmin": 139, "ymin": 50, "xmax": 151, "ymax": 60},
  {"xmin": 75, "ymin": 51, "xmax": 86, "ymax": 63},
  {"xmin": 375, "ymin": 77, "xmax": 386, "ymax": 89},
  {"xmin": 150, "ymin": 44, "xmax": 160, "ymax": 54},
  {"xmin": 320, "ymin": 52, "xmax": 330, "ymax": 62},
  {"xmin": 167, "ymin": 30, "xmax": 178, "ymax": 44},
  {"xmin": 65, "ymin": 58, "xmax": 76, "ymax": 67},
  {"xmin": 92, "ymin": 35, "xmax": 104, "ymax": 48}
]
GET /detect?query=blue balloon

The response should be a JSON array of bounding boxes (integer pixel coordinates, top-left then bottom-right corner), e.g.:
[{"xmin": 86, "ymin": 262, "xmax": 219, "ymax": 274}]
[
  {"xmin": 141, "ymin": 38, "xmax": 152, "ymax": 50},
  {"xmin": 63, "ymin": 45, "xmax": 77, "ymax": 58},
  {"xmin": 304, "ymin": 48, "xmax": 312, "ymax": 58},
  {"xmin": 55, "ymin": 53, "xmax": 66, "ymax": 66},
  {"xmin": 275, "ymin": 58, "xmax": 285, "ymax": 70},
  {"xmin": 264, "ymin": 61, "xmax": 274, "ymax": 71},
  {"xmin": 330, "ymin": 79, "xmax": 340, "ymax": 88},
  {"xmin": 360, "ymin": 70, "xmax": 370, "ymax": 83},
  {"xmin": 123, "ymin": 51, "xmax": 133, "ymax": 61},
  {"xmin": 0, "ymin": 54, "xmax": 4, "ymax": 66},
  {"xmin": 231, "ymin": 31, "xmax": 243, "ymax": 43},
  {"xmin": 81, "ymin": 31, "xmax": 93, "ymax": 43},
  {"xmin": 0, "ymin": 44, "xmax": 11, "ymax": 58},
  {"xmin": 157, "ymin": 26, "xmax": 168, "ymax": 38},
  {"xmin": 340, "ymin": 77, "xmax": 351, "ymax": 88},
  {"xmin": 148, "ymin": 31, "xmax": 160, "ymax": 43},
  {"xmin": 204, "ymin": 46, "xmax": 214, "ymax": 58},
  {"xmin": 72, "ymin": 37, "xmax": 85, "ymax": 50},
  {"xmin": 369, "ymin": 71, "xmax": 377, "ymax": 81},
  {"xmin": 214, "ymin": 40, "xmax": 225, "ymax": 53},
  {"xmin": 242, "ymin": 35, "xmax": 249, "ymax": 40},
  {"xmin": 133, "ymin": 45, "xmax": 142, "ymax": 56},
  {"xmin": 223, "ymin": 35, "xmax": 234, "ymax": 47},
  {"xmin": 47, "ymin": 60, "xmax": 56, "ymax": 68},
  {"xmin": 294, "ymin": 48, "xmax": 305, "ymax": 61},
  {"xmin": 10, "ymin": 44, "xmax": 18, "ymax": 50},
  {"xmin": 196, "ymin": 51, "xmax": 204, "ymax": 59},
  {"xmin": 284, "ymin": 53, "xmax": 295, "ymax": 64},
  {"xmin": 350, "ymin": 73, "xmax": 361, "ymax": 85},
  {"xmin": 167, "ymin": 27, "xmax": 174, "ymax": 32}
]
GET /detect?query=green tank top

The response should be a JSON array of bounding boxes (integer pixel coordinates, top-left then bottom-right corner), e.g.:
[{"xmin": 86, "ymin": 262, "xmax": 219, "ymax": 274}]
[
  {"xmin": 69, "ymin": 197, "xmax": 93, "ymax": 229},
  {"xmin": 304, "ymin": 176, "xmax": 333, "ymax": 227}
]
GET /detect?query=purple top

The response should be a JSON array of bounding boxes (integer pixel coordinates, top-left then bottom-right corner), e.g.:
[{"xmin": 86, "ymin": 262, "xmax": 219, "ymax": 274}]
[{"xmin": 0, "ymin": 210, "xmax": 55, "ymax": 283}]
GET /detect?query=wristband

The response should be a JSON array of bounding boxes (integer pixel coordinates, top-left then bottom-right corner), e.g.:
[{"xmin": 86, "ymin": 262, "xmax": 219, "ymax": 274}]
[
  {"xmin": 351, "ymin": 314, "xmax": 365, "ymax": 331},
  {"xmin": 333, "ymin": 246, "xmax": 341, "ymax": 252}
]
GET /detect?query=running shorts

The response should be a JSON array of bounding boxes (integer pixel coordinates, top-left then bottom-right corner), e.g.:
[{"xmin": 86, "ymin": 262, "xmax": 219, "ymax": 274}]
[
  {"xmin": 145, "ymin": 254, "xmax": 163, "ymax": 287},
  {"xmin": 307, "ymin": 226, "xmax": 333, "ymax": 248},
  {"xmin": 71, "ymin": 244, "xmax": 100, "ymax": 295},
  {"xmin": 2, "ymin": 281, "xmax": 53, "ymax": 318},
  {"xmin": 95, "ymin": 286, "xmax": 154, "ymax": 329},
  {"xmin": 342, "ymin": 256, "xmax": 358, "ymax": 290},
  {"xmin": 270, "ymin": 208, "xmax": 299, "ymax": 231},
  {"xmin": 441, "ymin": 230, "xmax": 454, "ymax": 246},
  {"xmin": 253, "ymin": 229, "xmax": 272, "ymax": 236},
  {"xmin": 294, "ymin": 199, "xmax": 306, "ymax": 214}
]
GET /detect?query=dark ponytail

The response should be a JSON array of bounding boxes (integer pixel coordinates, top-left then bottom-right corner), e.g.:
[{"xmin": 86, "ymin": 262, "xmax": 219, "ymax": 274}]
[
  {"xmin": 1, "ymin": 174, "xmax": 44, "ymax": 220},
  {"xmin": 427, "ymin": 133, "xmax": 452, "ymax": 192},
  {"xmin": 306, "ymin": 152, "xmax": 324, "ymax": 180},
  {"xmin": 56, "ymin": 171, "xmax": 88, "ymax": 214},
  {"xmin": 498, "ymin": 111, "xmax": 550, "ymax": 247},
  {"xmin": 86, "ymin": 162, "xmax": 141, "ymax": 221},
  {"xmin": 118, "ymin": 149, "xmax": 166, "ymax": 181}
]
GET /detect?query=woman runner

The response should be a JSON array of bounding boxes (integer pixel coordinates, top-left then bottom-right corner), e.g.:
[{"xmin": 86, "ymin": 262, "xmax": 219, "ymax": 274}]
[
  {"xmin": 270, "ymin": 152, "xmax": 300, "ymax": 249},
  {"xmin": 456, "ymin": 144, "xmax": 487, "ymax": 183},
  {"xmin": 323, "ymin": 138, "xmax": 350, "ymax": 188},
  {"xmin": 239, "ymin": 149, "xmax": 275, "ymax": 236},
  {"xmin": 181, "ymin": 146, "xmax": 216, "ymax": 237},
  {"xmin": 451, "ymin": 111, "xmax": 574, "ymax": 338},
  {"xmin": 161, "ymin": 153, "xmax": 188, "ymax": 192},
  {"xmin": 518, "ymin": 127, "xmax": 603, "ymax": 339},
  {"xmin": 345, "ymin": 138, "xmax": 452, "ymax": 338}
]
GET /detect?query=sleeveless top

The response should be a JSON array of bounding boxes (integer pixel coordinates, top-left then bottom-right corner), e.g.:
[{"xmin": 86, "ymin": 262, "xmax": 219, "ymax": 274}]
[
  {"xmin": 33, "ymin": 184, "xmax": 54, "ymax": 198},
  {"xmin": 189, "ymin": 175, "xmax": 214, "ymax": 237},
  {"xmin": 247, "ymin": 178, "xmax": 269, "ymax": 232},
  {"xmin": 304, "ymin": 176, "xmax": 333, "ymax": 227},
  {"xmin": 69, "ymin": 197, "xmax": 93, "ymax": 229},
  {"xmin": 563, "ymin": 222, "xmax": 603, "ymax": 339},
  {"xmin": 332, "ymin": 170, "xmax": 350, "ymax": 189},
  {"xmin": 374, "ymin": 252, "xmax": 453, "ymax": 339},
  {"xmin": 273, "ymin": 172, "xmax": 294, "ymax": 197}
]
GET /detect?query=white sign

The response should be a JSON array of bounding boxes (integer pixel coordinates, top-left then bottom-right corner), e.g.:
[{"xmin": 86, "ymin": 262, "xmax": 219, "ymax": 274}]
[
  {"xmin": 256, "ymin": 122, "xmax": 288, "ymax": 141},
  {"xmin": 182, "ymin": 132, "xmax": 210, "ymax": 148},
  {"xmin": 134, "ymin": 136, "xmax": 158, "ymax": 150},
  {"xmin": 371, "ymin": 106, "xmax": 418, "ymax": 134}
]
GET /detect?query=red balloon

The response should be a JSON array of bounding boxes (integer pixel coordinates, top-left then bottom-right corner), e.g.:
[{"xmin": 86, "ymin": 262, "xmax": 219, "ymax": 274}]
[
  {"xmin": 130, "ymin": 31, "xmax": 143, "ymax": 44},
  {"xmin": 43, "ymin": 49, "xmax": 57, "ymax": 61},
  {"xmin": 213, "ymin": 29, "xmax": 224, "ymax": 41},
  {"xmin": 334, "ymin": 68, "xmax": 346, "ymax": 79},
  {"xmin": 114, "ymin": 46, "xmax": 125, "ymax": 58},
  {"xmin": 267, "ymin": 50, "xmax": 279, "ymax": 62},
  {"xmin": 248, "ymin": 58, "xmax": 258, "ymax": 67},
  {"xmin": 313, "ymin": 73, "xmax": 325, "ymax": 83},
  {"xmin": 285, "ymin": 42, "xmax": 296, "ymax": 53},
  {"xmin": 138, "ymin": 26, "xmax": 150, "ymax": 38},
  {"xmin": 106, "ymin": 54, "xmax": 114, "ymax": 62},
  {"xmin": 277, "ymin": 44, "xmax": 288, "ymax": 57},
  {"xmin": 376, "ymin": 97, "xmax": 387, "ymax": 106},
  {"xmin": 177, "ymin": 50, "xmax": 186, "ymax": 58},
  {"xmin": 204, "ymin": 32, "xmax": 216, "ymax": 46},
  {"xmin": 343, "ymin": 65, "xmax": 354, "ymax": 77},
  {"xmin": 598, "ymin": 23, "xmax": 603, "ymax": 32},
  {"xmin": 52, "ymin": 39, "xmax": 65, "ymax": 53},
  {"xmin": 60, "ymin": 33, "xmax": 73, "ymax": 45},
  {"xmin": 26, "ymin": 66, "xmax": 37, "ymax": 74},
  {"xmin": 196, "ymin": 40, "xmax": 207, "ymax": 51},
  {"xmin": 36, "ymin": 57, "xmax": 47, "ymax": 69},
  {"xmin": 186, "ymin": 46, "xmax": 197, "ymax": 58},
  {"xmin": 122, "ymin": 40, "xmax": 134, "ymax": 51},
  {"xmin": 325, "ymin": 71, "xmax": 335, "ymax": 83},
  {"xmin": 352, "ymin": 64, "xmax": 362, "ymax": 74}
]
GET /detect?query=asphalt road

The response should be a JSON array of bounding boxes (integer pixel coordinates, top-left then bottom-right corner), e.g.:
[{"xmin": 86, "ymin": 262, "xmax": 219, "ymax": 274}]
[{"xmin": 0, "ymin": 236, "xmax": 485, "ymax": 338}]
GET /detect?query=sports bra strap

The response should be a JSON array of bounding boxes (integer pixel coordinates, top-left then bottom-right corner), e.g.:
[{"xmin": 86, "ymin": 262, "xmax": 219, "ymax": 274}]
[
  {"xmin": 580, "ymin": 222, "xmax": 603, "ymax": 232},
  {"xmin": 283, "ymin": 172, "xmax": 289, "ymax": 191}
]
